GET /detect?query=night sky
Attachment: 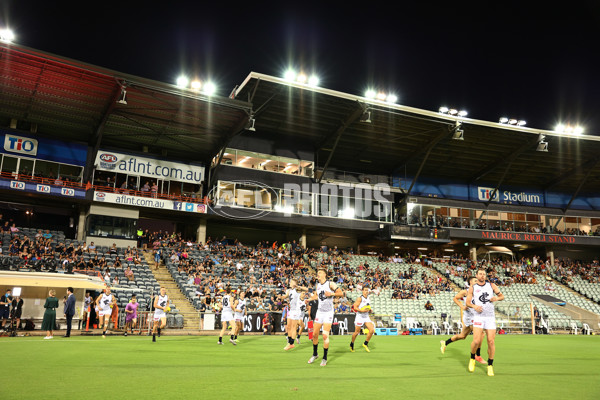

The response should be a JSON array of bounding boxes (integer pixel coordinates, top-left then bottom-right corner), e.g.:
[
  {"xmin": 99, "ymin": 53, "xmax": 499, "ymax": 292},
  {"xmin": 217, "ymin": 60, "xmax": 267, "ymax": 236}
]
[{"xmin": 3, "ymin": 1, "xmax": 600, "ymax": 134}]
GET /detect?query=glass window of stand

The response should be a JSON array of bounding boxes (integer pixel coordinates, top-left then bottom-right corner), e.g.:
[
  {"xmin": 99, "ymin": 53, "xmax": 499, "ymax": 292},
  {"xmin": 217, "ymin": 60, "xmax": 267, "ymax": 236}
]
[{"xmin": 216, "ymin": 149, "xmax": 314, "ymax": 177}]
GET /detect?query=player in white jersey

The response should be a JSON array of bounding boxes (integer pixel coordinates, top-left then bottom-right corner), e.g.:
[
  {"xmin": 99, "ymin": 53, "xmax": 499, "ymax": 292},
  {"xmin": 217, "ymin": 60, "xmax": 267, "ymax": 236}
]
[
  {"xmin": 284, "ymin": 278, "xmax": 308, "ymax": 350},
  {"xmin": 466, "ymin": 268, "xmax": 504, "ymax": 376},
  {"xmin": 95, "ymin": 287, "xmax": 116, "ymax": 338},
  {"xmin": 350, "ymin": 286, "xmax": 375, "ymax": 352},
  {"xmin": 306, "ymin": 268, "xmax": 343, "ymax": 366},
  {"xmin": 218, "ymin": 288, "xmax": 236, "ymax": 345},
  {"xmin": 232, "ymin": 291, "xmax": 247, "ymax": 343},
  {"xmin": 152, "ymin": 287, "xmax": 169, "ymax": 342},
  {"xmin": 440, "ymin": 277, "xmax": 485, "ymax": 364}
]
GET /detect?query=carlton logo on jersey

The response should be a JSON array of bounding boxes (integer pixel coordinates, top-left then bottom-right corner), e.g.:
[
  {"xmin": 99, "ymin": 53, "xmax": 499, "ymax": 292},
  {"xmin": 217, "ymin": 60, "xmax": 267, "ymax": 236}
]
[{"xmin": 478, "ymin": 292, "xmax": 491, "ymax": 304}]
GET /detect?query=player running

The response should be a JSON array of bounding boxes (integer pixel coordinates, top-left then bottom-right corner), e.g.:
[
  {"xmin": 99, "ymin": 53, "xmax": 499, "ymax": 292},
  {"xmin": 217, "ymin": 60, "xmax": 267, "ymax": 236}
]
[
  {"xmin": 95, "ymin": 287, "xmax": 116, "ymax": 338},
  {"xmin": 297, "ymin": 300, "xmax": 307, "ymax": 343},
  {"xmin": 466, "ymin": 268, "xmax": 504, "ymax": 376},
  {"xmin": 440, "ymin": 277, "xmax": 485, "ymax": 364},
  {"xmin": 350, "ymin": 286, "xmax": 374, "ymax": 353},
  {"xmin": 284, "ymin": 278, "xmax": 308, "ymax": 351},
  {"xmin": 232, "ymin": 291, "xmax": 247, "ymax": 343},
  {"xmin": 152, "ymin": 287, "xmax": 169, "ymax": 342},
  {"xmin": 306, "ymin": 268, "xmax": 344, "ymax": 366},
  {"xmin": 217, "ymin": 288, "xmax": 236, "ymax": 345}
]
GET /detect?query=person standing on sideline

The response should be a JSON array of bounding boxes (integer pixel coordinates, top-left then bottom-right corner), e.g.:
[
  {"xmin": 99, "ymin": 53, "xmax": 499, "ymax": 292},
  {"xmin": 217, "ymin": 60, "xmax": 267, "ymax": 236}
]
[
  {"xmin": 0, "ymin": 289, "xmax": 12, "ymax": 330},
  {"xmin": 11, "ymin": 295, "xmax": 24, "ymax": 330},
  {"xmin": 63, "ymin": 287, "xmax": 76, "ymax": 337},
  {"xmin": 82, "ymin": 292, "xmax": 92, "ymax": 329},
  {"xmin": 42, "ymin": 289, "xmax": 59, "ymax": 339}
]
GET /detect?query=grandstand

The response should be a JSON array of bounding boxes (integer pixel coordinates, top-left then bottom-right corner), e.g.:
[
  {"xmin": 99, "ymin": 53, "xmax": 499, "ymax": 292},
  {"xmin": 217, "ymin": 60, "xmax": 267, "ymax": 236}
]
[{"xmin": 0, "ymin": 40, "xmax": 599, "ymax": 338}]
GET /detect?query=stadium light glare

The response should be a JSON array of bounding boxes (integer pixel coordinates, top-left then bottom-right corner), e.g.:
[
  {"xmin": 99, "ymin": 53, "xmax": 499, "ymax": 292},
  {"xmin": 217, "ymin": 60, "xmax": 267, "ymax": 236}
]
[
  {"xmin": 0, "ymin": 28, "xmax": 15, "ymax": 43},
  {"xmin": 284, "ymin": 69, "xmax": 296, "ymax": 82},
  {"xmin": 203, "ymin": 82, "xmax": 217, "ymax": 96},
  {"xmin": 296, "ymin": 73, "xmax": 307, "ymax": 84},
  {"xmin": 365, "ymin": 90, "xmax": 376, "ymax": 99},
  {"xmin": 176, "ymin": 75, "xmax": 189, "ymax": 89},
  {"xmin": 457, "ymin": 110, "xmax": 468, "ymax": 117},
  {"xmin": 555, "ymin": 123, "xmax": 584, "ymax": 135},
  {"xmin": 190, "ymin": 80, "xmax": 202, "ymax": 91},
  {"xmin": 439, "ymin": 107, "xmax": 449, "ymax": 113},
  {"xmin": 308, "ymin": 75, "xmax": 319, "ymax": 87},
  {"xmin": 386, "ymin": 94, "xmax": 398, "ymax": 104},
  {"xmin": 499, "ymin": 117, "xmax": 509, "ymax": 123}
]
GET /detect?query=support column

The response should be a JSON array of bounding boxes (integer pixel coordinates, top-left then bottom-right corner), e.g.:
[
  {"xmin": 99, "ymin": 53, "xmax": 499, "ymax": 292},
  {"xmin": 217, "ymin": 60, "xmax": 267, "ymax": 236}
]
[
  {"xmin": 300, "ymin": 229, "xmax": 307, "ymax": 249},
  {"xmin": 76, "ymin": 210, "xmax": 86, "ymax": 242},
  {"xmin": 546, "ymin": 249, "xmax": 555, "ymax": 267},
  {"xmin": 197, "ymin": 219, "xmax": 207, "ymax": 244},
  {"xmin": 469, "ymin": 245, "xmax": 477, "ymax": 264}
]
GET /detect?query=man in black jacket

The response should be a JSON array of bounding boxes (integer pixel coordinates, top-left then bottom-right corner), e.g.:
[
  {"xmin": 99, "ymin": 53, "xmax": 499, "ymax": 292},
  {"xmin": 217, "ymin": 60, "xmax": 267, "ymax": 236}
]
[{"xmin": 63, "ymin": 287, "xmax": 76, "ymax": 337}]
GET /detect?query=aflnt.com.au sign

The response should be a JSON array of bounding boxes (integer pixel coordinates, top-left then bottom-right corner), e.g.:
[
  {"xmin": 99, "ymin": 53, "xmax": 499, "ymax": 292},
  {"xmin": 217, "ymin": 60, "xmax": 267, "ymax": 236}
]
[{"xmin": 95, "ymin": 150, "xmax": 204, "ymax": 184}]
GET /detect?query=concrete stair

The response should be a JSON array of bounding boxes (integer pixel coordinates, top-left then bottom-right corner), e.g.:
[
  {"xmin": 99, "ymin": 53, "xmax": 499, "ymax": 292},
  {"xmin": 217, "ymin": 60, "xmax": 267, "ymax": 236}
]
[{"xmin": 144, "ymin": 253, "xmax": 200, "ymax": 331}]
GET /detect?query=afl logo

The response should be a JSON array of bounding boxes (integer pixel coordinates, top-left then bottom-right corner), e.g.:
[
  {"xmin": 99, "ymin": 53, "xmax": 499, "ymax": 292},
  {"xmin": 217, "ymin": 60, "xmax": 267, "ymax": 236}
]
[{"xmin": 99, "ymin": 153, "xmax": 118, "ymax": 170}]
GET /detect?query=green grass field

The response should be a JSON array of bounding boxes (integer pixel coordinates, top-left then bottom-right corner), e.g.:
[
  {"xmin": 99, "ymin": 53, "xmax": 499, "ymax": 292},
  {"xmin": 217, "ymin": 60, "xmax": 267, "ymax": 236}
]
[{"xmin": 2, "ymin": 334, "xmax": 599, "ymax": 399}]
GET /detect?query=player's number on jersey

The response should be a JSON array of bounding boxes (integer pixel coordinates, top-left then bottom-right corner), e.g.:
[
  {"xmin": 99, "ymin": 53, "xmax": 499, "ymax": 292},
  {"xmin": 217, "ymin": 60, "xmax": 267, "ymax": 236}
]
[{"xmin": 223, "ymin": 298, "xmax": 229, "ymax": 307}]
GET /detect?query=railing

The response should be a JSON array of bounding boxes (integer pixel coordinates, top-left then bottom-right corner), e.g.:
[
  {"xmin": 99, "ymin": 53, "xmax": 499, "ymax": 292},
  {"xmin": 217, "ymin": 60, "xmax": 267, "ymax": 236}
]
[{"xmin": 0, "ymin": 171, "xmax": 207, "ymax": 205}]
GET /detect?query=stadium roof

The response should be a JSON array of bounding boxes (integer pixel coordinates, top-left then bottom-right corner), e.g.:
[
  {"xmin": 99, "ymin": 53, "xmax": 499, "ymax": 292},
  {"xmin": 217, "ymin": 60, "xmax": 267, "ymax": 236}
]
[
  {"xmin": 0, "ymin": 42, "xmax": 252, "ymax": 165},
  {"xmin": 234, "ymin": 72, "xmax": 600, "ymax": 195},
  {"xmin": 1, "ymin": 42, "xmax": 599, "ymax": 196}
]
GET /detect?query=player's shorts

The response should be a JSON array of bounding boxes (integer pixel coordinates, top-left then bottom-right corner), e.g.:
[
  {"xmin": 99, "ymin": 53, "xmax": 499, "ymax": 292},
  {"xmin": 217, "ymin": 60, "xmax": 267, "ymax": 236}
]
[
  {"xmin": 314, "ymin": 310, "xmax": 334, "ymax": 325},
  {"xmin": 234, "ymin": 313, "xmax": 244, "ymax": 322},
  {"xmin": 355, "ymin": 314, "xmax": 373, "ymax": 327},
  {"xmin": 288, "ymin": 310, "xmax": 301, "ymax": 320},
  {"xmin": 472, "ymin": 315, "xmax": 496, "ymax": 330},
  {"xmin": 221, "ymin": 311, "xmax": 234, "ymax": 322},
  {"xmin": 153, "ymin": 310, "xmax": 166, "ymax": 321},
  {"xmin": 99, "ymin": 309, "xmax": 112, "ymax": 318},
  {"xmin": 462, "ymin": 311, "xmax": 473, "ymax": 327}
]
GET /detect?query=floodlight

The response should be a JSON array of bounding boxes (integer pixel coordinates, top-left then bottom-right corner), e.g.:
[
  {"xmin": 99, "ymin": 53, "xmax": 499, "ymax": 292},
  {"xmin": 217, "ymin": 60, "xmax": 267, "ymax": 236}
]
[
  {"xmin": 516, "ymin": 120, "xmax": 526, "ymax": 126},
  {"xmin": 376, "ymin": 92, "xmax": 387, "ymax": 101},
  {"xmin": 365, "ymin": 90, "xmax": 376, "ymax": 99},
  {"xmin": 536, "ymin": 141, "xmax": 548, "ymax": 152},
  {"xmin": 176, "ymin": 75, "xmax": 189, "ymax": 88},
  {"xmin": 452, "ymin": 129, "xmax": 464, "ymax": 140},
  {"xmin": 284, "ymin": 69, "xmax": 296, "ymax": 82},
  {"xmin": 387, "ymin": 94, "xmax": 398, "ymax": 103},
  {"xmin": 449, "ymin": 109, "xmax": 458, "ymax": 115},
  {"xmin": 573, "ymin": 126, "xmax": 584, "ymax": 135},
  {"xmin": 0, "ymin": 29, "xmax": 15, "ymax": 43},
  {"xmin": 296, "ymin": 73, "xmax": 307, "ymax": 84},
  {"xmin": 499, "ymin": 117, "xmax": 509, "ymax": 123},
  {"xmin": 308, "ymin": 75, "xmax": 319, "ymax": 86},
  {"xmin": 457, "ymin": 110, "xmax": 468, "ymax": 117},
  {"xmin": 203, "ymin": 82, "xmax": 216, "ymax": 96},
  {"xmin": 439, "ymin": 107, "xmax": 449, "ymax": 113},
  {"xmin": 191, "ymin": 80, "xmax": 202, "ymax": 91},
  {"xmin": 360, "ymin": 110, "xmax": 372, "ymax": 123}
]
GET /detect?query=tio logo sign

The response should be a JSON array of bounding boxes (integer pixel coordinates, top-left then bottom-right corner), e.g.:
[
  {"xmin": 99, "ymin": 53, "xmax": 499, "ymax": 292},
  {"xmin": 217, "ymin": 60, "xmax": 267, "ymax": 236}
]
[
  {"xmin": 61, "ymin": 188, "xmax": 75, "ymax": 196},
  {"xmin": 477, "ymin": 187, "xmax": 500, "ymax": 202},
  {"xmin": 10, "ymin": 181, "xmax": 25, "ymax": 190},
  {"xmin": 4, "ymin": 134, "xmax": 38, "ymax": 156},
  {"xmin": 36, "ymin": 184, "xmax": 51, "ymax": 193}
]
